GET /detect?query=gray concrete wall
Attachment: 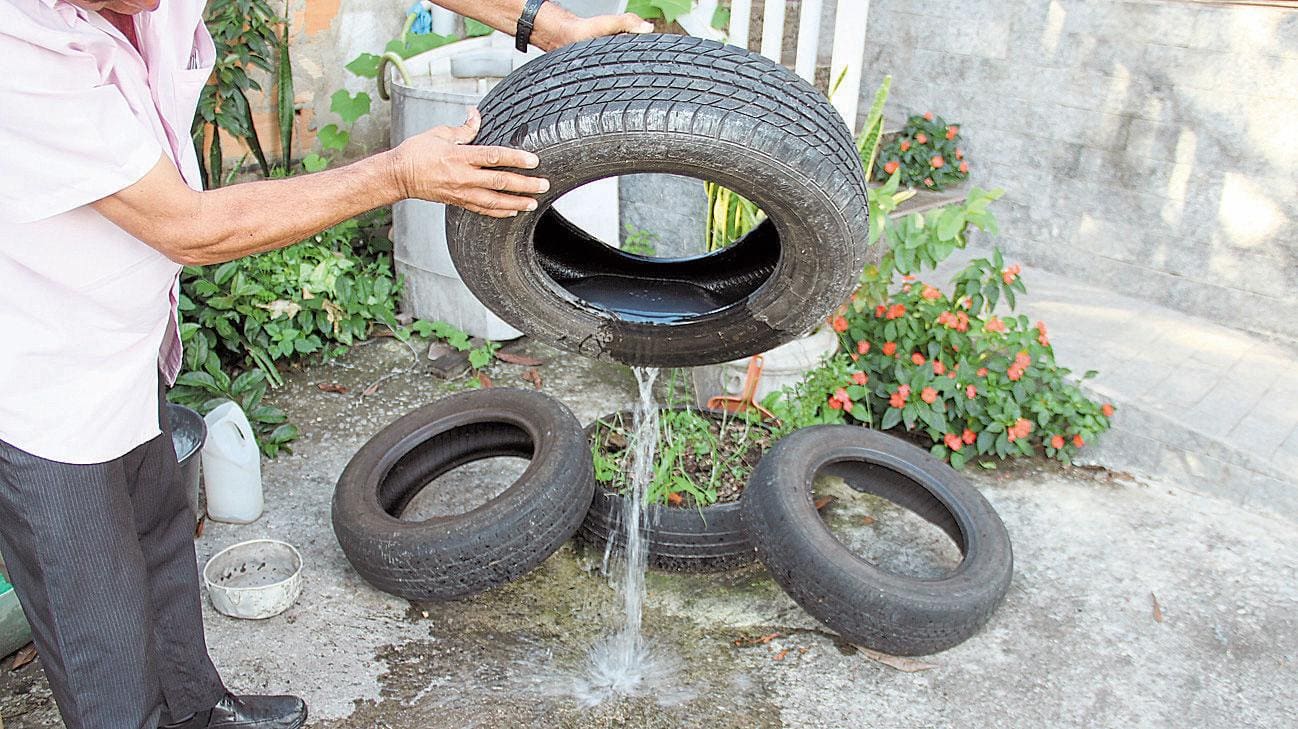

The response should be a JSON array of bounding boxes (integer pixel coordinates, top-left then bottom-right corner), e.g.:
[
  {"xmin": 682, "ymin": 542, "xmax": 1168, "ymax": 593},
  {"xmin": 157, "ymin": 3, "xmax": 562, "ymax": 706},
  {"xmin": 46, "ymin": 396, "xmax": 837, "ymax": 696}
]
[{"xmin": 855, "ymin": 0, "xmax": 1298, "ymax": 345}]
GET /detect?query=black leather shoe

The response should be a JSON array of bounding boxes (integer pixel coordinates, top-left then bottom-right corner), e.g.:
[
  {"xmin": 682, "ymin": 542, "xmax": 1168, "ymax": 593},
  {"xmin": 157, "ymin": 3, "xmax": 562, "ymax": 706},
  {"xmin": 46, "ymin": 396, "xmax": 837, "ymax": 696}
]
[{"xmin": 161, "ymin": 692, "xmax": 308, "ymax": 729}]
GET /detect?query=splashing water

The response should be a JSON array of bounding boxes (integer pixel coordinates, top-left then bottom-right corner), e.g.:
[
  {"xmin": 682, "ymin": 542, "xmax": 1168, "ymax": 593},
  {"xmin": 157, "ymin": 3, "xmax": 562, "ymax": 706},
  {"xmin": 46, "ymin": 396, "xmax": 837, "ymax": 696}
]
[{"xmin": 562, "ymin": 366, "xmax": 684, "ymax": 707}]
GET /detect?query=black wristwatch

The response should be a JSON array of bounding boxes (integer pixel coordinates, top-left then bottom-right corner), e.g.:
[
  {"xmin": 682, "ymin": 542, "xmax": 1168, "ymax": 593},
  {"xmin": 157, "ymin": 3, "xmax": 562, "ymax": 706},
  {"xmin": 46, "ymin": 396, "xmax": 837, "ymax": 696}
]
[{"xmin": 515, "ymin": 0, "xmax": 547, "ymax": 52}]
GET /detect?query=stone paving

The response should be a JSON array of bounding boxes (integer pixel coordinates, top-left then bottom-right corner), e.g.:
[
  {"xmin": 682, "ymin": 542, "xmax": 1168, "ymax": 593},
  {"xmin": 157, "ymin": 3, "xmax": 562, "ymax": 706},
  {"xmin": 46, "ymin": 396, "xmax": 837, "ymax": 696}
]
[{"xmin": 936, "ymin": 248, "xmax": 1298, "ymax": 519}]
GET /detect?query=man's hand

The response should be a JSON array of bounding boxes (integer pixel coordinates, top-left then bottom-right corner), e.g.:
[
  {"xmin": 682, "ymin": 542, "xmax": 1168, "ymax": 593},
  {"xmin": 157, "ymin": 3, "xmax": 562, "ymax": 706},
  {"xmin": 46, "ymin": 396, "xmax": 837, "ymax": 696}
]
[
  {"xmin": 534, "ymin": 10, "xmax": 653, "ymax": 51},
  {"xmin": 390, "ymin": 108, "xmax": 547, "ymax": 218}
]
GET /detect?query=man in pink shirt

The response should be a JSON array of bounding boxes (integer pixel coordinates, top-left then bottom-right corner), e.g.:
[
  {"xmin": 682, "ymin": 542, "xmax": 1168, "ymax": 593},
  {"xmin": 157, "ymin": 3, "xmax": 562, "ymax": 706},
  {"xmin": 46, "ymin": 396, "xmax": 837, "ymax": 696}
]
[{"xmin": 0, "ymin": 1, "xmax": 649, "ymax": 727}]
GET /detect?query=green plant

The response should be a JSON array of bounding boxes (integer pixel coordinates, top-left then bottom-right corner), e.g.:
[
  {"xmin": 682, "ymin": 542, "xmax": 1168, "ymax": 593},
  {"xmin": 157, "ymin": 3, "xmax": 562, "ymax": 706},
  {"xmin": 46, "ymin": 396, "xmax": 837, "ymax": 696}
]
[
  {"xmin": 591, "ymin": 407, "xmax": 770, "ymax": 508},
  {"xmin": 193, "ymin": 0, "xmax": 295, "ymax": 187},
  {"xmin": 875, "ymin": 111, "xmax": 968, "ymax": 191},
  {"xmin": 621, "ymin": 225, "xmax": 660, "ymax": 257},
  {"xmin": 767, "ymin": 191, "xmax": 1113, "ymax": 468},
  {"xmin": 626, "ymin": 0, "xmax": 693, "ymax": 23},
  {"xmin": 704, "ymin": 183, "xmax": 763, "ymax": 252},
  {"xmin": 410, "ymin": 320, "xmax": 499, "ymax": 369}
]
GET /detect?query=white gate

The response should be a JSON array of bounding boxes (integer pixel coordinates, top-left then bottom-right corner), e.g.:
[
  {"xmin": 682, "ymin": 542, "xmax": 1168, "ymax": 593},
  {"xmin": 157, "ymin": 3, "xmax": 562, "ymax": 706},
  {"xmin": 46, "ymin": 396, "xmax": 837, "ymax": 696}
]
[{"xmin": 677, "ymin": 0, "xmax": 872, "ymax": 131}]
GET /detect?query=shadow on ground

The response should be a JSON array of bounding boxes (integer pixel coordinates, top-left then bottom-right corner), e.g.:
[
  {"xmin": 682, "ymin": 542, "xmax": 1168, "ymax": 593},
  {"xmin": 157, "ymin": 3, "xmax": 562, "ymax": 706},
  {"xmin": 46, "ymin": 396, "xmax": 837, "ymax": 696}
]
[{"xmin": 2, "ymin": 338, "xmax": 1295, "ymax": 728}]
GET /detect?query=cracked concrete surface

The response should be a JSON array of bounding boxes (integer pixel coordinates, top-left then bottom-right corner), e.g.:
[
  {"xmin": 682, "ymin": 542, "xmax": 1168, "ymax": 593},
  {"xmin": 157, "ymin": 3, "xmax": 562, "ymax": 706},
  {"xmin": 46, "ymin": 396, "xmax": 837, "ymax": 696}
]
[{"xmin": 2, "ymin": 338, "xmax": 1296, "ymax": 728}]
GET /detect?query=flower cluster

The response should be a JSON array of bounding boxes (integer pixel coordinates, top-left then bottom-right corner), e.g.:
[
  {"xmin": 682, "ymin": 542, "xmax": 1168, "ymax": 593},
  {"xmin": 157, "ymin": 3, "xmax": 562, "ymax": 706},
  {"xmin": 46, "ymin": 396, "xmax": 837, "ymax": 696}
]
[
  {"xmin": 875, "ymin": 112, "xmax": 969, "ymax": 191},
  {"xmin": 774, "ymin": 251, "xmax": 1113, "ymax": 469}
]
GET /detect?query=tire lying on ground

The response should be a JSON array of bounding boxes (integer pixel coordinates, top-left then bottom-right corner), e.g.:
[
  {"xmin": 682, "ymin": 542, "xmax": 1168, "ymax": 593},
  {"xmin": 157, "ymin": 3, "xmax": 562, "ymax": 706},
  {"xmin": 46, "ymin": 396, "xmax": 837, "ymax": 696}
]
[
  {"xmin": 741, "ymin": 426, "xmax": 1013, "ymax": 656},
  {"xmin": 331, "ymin": 388, "xmax": 594, "ymax": 601},
  {"xmin": 446, "ymin": 33, "xmax": 870, "ymax": 368}
]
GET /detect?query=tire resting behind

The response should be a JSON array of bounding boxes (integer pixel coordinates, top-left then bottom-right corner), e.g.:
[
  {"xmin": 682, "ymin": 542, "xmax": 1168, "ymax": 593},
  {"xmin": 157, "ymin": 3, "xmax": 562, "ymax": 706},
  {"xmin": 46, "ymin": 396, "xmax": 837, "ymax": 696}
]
[
  {"xmin": 331, "ymin": 388, "xmax": 594, "ymax": 601},
  {"xmin": 741, "ymin": 426, "xmax": 1013, "ymax": 656},
  {"xmin": 447, "ymin": 33, "xmax": 870, "ymax": 367}
]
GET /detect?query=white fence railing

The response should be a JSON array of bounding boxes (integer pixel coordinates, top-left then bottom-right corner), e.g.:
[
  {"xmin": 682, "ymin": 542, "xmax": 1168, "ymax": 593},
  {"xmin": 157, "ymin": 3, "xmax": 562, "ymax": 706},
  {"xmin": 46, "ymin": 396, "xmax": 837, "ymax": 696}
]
[{"xmin": 678, "ymin": 0, "xmax": 872, "ymax": 131}]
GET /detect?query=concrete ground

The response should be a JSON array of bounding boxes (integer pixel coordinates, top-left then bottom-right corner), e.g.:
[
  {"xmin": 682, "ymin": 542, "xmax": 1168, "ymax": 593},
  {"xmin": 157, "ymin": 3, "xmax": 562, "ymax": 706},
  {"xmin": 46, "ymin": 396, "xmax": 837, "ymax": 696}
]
[{"xmin": 2, "ymin": 339, "xmax": 1296, "ymax": 728}]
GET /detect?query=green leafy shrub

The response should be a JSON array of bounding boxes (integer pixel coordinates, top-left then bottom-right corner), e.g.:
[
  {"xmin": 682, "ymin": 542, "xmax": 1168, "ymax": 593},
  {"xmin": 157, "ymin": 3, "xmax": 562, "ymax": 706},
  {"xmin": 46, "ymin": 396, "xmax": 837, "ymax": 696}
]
[
  {"xmin": 875, "ymin": 112, "xmax": 968, "ymax": 191},
  {"xmin": 590, "ymin": 407, "xmax": 771, "ymax": 508},
  {"xmin": 767, "ymin": 190, "xmax": 1114, "ymax": 468}
]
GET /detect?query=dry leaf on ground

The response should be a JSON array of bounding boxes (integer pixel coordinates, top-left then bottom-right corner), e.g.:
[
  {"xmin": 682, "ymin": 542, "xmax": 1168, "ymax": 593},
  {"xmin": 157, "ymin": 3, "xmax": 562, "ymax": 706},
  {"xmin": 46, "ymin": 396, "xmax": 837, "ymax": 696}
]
[
  {"xmin": 316, "ymin": 382, "xmax": 349, "ymax": 394},
  {"xmin": 861, "ymin": 515, "xmax": 876, "ymax": 525},
  {"xmin": 497, "ymin": 352, "xmax": 545, "ymax": 366},
  {"xmin": 733, "ymin": 632, "xmax": 781, "ymax": 647},
  {"xmin": 10, "ymin": 644, "xmax": 37, "ymax": 670},
  {"xmin": 857, "ymin": 646, "xmax": 938, "ymax": 673},
  {"xmin": 361, "ymin": 381, "xmax": 381, "ymax": 397},
  {"xmin": 522, "ymin": 368, "xmax": 543, "ymax": 390},
  {"xmin": 773, "ymin": 648, "xmax": 790, "ymax": 661},
  {"xmin": 814, "ymin": 495, "xmax": 837, "ymax": 511},
  {"xmin": 1151, "ymin": 592, "xmax": 1164, "ymax": 623},
  {"xmin": 477, "ymin": 372, "xmax": 493, "ymax": 388}
]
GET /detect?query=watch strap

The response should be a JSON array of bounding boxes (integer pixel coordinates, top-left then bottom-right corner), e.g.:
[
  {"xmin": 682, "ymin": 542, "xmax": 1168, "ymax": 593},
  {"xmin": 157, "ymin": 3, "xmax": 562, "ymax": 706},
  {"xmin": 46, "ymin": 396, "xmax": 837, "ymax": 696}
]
[{"xmin": 515, "ymin": 0, "xmax": 547, "ymax": 52}]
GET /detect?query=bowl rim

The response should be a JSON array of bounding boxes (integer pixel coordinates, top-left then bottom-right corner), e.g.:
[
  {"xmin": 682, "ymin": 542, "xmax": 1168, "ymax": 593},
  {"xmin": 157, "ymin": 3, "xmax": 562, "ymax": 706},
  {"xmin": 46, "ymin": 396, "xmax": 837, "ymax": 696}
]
[{"xmin": 203, "ymin": 538, "xmax": 303, "ymax": 594}]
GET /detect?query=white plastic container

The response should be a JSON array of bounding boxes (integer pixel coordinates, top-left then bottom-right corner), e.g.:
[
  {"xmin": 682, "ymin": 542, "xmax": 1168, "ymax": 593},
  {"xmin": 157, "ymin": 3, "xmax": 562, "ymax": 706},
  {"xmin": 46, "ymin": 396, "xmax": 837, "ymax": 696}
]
[
  {"xmin": 201, "ymin": 401, "xmax": 264, "ymax": 524},
  {"xmin": 203, "ymin": 539, "xmax": 302, "ymax": 620},
  {"xmin": 692, "ymin": 327, "xmax": 841, "ymax": 409}
]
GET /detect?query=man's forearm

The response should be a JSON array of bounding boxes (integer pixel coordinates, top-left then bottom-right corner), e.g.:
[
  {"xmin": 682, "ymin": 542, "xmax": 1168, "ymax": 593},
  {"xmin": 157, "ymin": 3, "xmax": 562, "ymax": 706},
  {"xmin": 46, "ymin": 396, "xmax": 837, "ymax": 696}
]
[
  {"xmin": 431, "ymin": 0, "xmax": 578, "ymax": 51},
  {"xmin": 95, "ymin": 152, "xmax": 401, "ymax": 267}
]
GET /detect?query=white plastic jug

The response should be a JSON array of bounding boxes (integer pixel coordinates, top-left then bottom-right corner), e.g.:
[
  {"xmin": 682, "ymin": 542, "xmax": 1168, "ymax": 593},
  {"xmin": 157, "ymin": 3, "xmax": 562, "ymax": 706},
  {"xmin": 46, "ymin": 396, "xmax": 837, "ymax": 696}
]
[{"xmin": 201, "ymin": 401, "xmax": 264, "ymax": 524}]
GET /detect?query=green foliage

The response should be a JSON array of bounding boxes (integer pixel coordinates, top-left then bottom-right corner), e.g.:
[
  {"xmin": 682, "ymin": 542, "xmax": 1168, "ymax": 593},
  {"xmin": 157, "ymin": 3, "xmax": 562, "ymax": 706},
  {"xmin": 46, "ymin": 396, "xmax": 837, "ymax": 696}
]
[
  {"xmin": 409, "ymin": 320, "xmax": 498, "ymax": 370},
  {"xmin": 876, "ymin": 112, "xmax": 969, "ymax": 191},
  {"xmin": 768, "ymin": 193, "xmax": 1113, "ymax": 468},
  {"xmin": 621, "ymin": 225, "xmax": 660, "ymax": 257},
  {"xmin": 855, "ymin": 76, "xmax": 892, "ymax": 180},
  {"xmin": 590, "ymin": 407, "xmax": 769, "ymax": 508},
  {"xmin": 626, "ymin": 0, "xmax": 693, "ymax": 23},
  {"xmin": 172, "ymin": 211, "xmax": 398, "ymax": 454},
  {"xmin": 194, "ymin": 0, "xmax": 294, "ymax": 187}
]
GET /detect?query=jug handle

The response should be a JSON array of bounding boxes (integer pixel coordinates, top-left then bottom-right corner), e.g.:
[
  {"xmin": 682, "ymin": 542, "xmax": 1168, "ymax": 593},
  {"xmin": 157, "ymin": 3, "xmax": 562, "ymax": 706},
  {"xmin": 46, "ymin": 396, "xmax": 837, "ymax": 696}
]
[{"xmin": 220, "ymin": 414, "xmax": 256, "ymax": 450}]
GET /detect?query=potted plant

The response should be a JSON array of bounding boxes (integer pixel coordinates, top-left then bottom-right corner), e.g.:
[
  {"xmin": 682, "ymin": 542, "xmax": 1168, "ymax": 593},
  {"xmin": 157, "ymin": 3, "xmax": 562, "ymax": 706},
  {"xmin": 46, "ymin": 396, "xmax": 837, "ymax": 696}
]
[{"xmin": 579, "ymin": 394, "xmax": 774, "ymax": 573}]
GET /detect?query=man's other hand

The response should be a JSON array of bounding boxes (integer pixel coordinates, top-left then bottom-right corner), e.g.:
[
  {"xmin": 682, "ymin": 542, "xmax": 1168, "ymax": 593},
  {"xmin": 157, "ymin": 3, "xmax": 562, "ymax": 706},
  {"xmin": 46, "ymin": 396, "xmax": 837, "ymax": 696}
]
[{"xmin": 389, "ymin": 108, "xmax": 547, "ymax": 218}]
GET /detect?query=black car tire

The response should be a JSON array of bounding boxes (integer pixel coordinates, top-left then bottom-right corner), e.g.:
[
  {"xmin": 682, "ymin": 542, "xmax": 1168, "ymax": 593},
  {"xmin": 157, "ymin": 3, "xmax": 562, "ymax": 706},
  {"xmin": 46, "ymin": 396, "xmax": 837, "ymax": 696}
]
[
  {"xmin": 331, "ymin": 388, "xmax": 594, "ymax": 601},
  {"xmin": 446, "ymin": 33, "xmax": 870, "ymax": 367},
  {"xmin": 741, "ymin": 426, "xmax": 1013, "ymax": 655}
]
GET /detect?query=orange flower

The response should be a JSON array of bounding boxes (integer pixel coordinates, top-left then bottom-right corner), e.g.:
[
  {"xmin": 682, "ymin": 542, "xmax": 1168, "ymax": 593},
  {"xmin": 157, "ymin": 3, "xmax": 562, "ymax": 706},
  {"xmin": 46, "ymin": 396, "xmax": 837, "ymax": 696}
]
[
  {"xmin": 924, "ymin": 177, "xmax": 935, "ymax": 187},
  {"xmin": 886, "ymin": 303, "xmax": 907, "ymax": 319},
  {"xmin": 900, "ymin": 139, "xmax": 911, "ymax": 152},
  {"xmin": 828, "ymin": 396, "xmax": 842, "ymax": 410},
  {"xmin": 931, "ymin": 155, "xmax": 945, "ymax": 169},
  {"xmin": 923, "ymin": 111, "xmax": 935, "ymax": 121},
  {"xmin": 875, "ymin": 304, "xmax": 887, "ymax": 317},
  {"xmin": 883, "ymin": 341, "xmax": 897, "ymax": 356},
  {"xmin": 1050, "ymin": 435, "xmax": 1065, "ymax": 449},
  {"xmin": 852, "ymin": 371, "xmax": 869, "ymax": 386},
  {"xmin": 831, "ymin": 315, "xmax": 849, "ymax": 333},
  {"xmin": 912, "ymin": 352, "xmax": 926, "ymax": 366},
  {"xmin": 943, "ymin": 433, "xmax": 964, "ymax": 452},
  {"xmin": 916, "ymin": 132, "xmax": 929, "ymax": 144},
  {"xmin": 966, "ymin": 384, "xmax": 977, "ymax": 399},
  {"xmin": 1102, "ymin": 403, "xmax": 1115, "ymax": 418},
  {"xmin": 977, "ymin": 368, "xmax": 989, "ymax": 377},
  {"xmin": 1073, "ymin": 434, "xmax": 1085, "ymax": 448},
  {"xmin": 888, "ymin": 385, "xmax": 910, "ymax": 409},
  {"xmin": 921, "ymin": 285, "xmax": 941, "ymax": 300},
  {"xmin": 962, "ymin": 428, "xmax": 976, "ymax": 445},
  {"xmin": 946, "ymin": 125, "xmax": 958, "ymax": 140},
  {"xmin": 959, "ymin": 161, "xmax": 969, "ymax": 174},
  {"xmin": 921, "ymin": 387, "xmax": 938, "ymax": 404},
  {"xmin": 985, "ymin": 317, "xmax": 1007, "ymax": 334},
  {"xmin": 883, "ymin": 160, "xmax": 900, "ymax": 175},
  {"xmin": 955, "ymin": 148, "xmax": 964, "ymax": 160},
  {"xmin": 857, "ymin": 340, "xmax": 870, "ymax": 355},
  {"xmin": 1007, "ymin": 366, "xmax": 1023, "ymax": 382},
  {"xmin": 1015, "ymin": 351, "xmax": 1032, "ymax": 369},
  {"xmin": 933, "ymin": 360, "xmax": 946, "ymax": 375}
]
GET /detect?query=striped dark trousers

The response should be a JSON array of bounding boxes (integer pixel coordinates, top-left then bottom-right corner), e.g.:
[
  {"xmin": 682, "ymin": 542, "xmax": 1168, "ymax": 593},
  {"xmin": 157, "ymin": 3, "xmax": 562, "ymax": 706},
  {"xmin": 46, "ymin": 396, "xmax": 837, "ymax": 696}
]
[{"xmin": 0, "ymin": 385, "xmax": 225, "ymax": 729}]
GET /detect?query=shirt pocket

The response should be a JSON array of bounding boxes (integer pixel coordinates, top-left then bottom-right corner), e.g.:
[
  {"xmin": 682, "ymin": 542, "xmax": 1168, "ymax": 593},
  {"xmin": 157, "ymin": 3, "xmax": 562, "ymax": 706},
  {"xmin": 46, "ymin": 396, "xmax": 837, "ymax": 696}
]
[{"xmin": 168, "ymin": 23, "xmax": 216, "ymax": 189}]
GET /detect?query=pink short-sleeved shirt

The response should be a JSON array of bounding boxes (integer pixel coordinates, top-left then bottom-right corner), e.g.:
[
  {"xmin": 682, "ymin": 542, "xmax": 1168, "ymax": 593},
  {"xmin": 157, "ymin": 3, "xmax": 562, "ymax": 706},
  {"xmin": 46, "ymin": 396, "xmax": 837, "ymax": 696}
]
[{"xmin": 0, "ymin": 0, "xmax": 213, "ymax": 464}]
